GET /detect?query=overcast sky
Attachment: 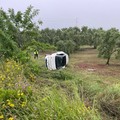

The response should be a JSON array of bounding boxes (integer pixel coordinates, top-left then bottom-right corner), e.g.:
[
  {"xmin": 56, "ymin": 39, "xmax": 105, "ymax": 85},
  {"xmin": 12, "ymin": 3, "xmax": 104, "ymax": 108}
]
[{"xmin": 0, "ymin": 0, "xmax": 120, "ymax": 29}]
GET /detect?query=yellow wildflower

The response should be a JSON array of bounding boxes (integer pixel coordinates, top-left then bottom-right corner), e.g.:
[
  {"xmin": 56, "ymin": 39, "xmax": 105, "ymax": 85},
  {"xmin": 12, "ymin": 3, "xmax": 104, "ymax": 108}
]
[
  {"xmin": 7, "ymin": 99, "xmax": 10, "ymax": 102},
  {"xmin": 8, "ymin": 117, "xmax": 14, "ymax": 120},
  {"xmin": 7, "ymin": 102, "xmax": 11, "ymax": 105},
  {"xmin": 17, "ymin": 93, "xmax": 20, "ymax": 96},
  {"xmin": 8, "ymin": 83, "xmax": 12, "ymax": 86},
  {"xmin": 0, "ymin": 115, "xmax": 4, "ymax": 119},
  {"xmin": 18, "ymin": 67, "xmax": 20, "ymax": 70},
  {"xmin": 21, "ymin": 102, "xmax": 26, "ymax": 107},
  {"xmin": 9, "ymin": 103, "xmax": 15, "ymax": 107},
  {"xmin": 18, "ymin": 92, "xmax": 24, "ymax": 96},
  {"xmin": 7, "ymin": 100, "xmax": 15, "ymax": 107}
]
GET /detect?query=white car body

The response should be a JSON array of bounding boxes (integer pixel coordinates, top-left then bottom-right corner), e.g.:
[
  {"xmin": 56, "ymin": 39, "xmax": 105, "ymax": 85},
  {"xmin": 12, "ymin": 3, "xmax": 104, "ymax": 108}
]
[{"xmin": 45, "ymin": 51, "xmax": 69, "ymax": 70}]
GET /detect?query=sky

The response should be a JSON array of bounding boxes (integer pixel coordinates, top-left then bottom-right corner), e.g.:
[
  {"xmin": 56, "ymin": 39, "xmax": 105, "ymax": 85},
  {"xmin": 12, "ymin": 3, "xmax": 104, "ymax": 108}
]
[{"xmin": 0, "ymin": 0, "xmax": 120, "ymax": 30}]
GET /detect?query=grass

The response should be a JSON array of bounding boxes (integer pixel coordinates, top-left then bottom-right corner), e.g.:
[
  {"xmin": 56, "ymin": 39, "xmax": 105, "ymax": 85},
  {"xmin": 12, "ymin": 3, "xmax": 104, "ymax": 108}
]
[
  {"xmin": 0, "ymin": 47, "xmax": 120, "ymax": 119},
  {"xmin": 69, "ymin": 47, "xmax": 120, "ymax": 119}
]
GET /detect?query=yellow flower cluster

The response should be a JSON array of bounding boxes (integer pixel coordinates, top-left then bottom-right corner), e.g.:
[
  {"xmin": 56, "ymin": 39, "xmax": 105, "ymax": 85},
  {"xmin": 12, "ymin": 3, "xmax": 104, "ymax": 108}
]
[
  {"xmin": 21, "ymin": 102, "xmax": 26, "ymax": 107},
  {"xmin": 8, "ymin": 117, "xmax": 14, "ymax": 120},
  {"xmin": 7, "ymin": 100, "xmax": 15, "ymax": 108},
  {"xmin": 29, "ymin": 73, "xmax": 36, "ymax": 81},
  {"xmin": 0, "ymin": 115, "xmax": 4, "ymax": 119},
  {"xmin": 0, "ymin": 75, "xmax": 5, "ymax": 81},
  {"xmin": 17, "ymin": 90, "xmax": 24, "ymax": 96},
  {"xmin": 0, "ymin": 59, "xmax": 23, "ymax": 89}
]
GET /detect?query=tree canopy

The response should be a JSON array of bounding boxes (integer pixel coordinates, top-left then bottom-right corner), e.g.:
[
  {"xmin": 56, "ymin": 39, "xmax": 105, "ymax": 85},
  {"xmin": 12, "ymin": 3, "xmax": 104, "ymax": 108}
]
[{"xmin": 0, "ymin": 6, "xmax": 120, "ymax": 65}]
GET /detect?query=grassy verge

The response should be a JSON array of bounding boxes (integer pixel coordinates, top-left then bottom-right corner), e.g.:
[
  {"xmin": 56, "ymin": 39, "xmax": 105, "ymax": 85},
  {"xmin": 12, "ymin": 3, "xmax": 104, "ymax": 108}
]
[{"xmin": 0, "ymin": 48, "xmax": 120, "ymax": 119}]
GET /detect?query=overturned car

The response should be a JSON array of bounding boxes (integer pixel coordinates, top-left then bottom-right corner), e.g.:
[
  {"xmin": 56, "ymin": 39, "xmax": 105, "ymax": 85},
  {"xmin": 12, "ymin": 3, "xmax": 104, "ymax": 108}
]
[{"xmin": 45, "ymin": 51, "xmax": 69, "ymax": 70}]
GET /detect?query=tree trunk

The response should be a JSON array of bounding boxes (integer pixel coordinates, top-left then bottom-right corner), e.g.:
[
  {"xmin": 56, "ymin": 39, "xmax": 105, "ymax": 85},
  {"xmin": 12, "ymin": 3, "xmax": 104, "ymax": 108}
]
[
  {"xmin": 106, "ymin": 57, "xmax": 110, "ymax": 65},
  {"xmin": 94, "ymin": 45, "xmax": 96, "ymax": 49}
]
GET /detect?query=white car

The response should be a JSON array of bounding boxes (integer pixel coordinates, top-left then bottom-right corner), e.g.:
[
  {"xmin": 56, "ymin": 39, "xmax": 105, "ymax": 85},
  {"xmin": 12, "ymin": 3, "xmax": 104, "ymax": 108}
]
[{"xmin": 45, "ymin": 51, "xmax": 69, "ymax": 70}]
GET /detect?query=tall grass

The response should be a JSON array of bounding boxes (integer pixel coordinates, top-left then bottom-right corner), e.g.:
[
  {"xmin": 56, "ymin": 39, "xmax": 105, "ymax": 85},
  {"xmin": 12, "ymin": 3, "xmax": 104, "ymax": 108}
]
[
  {"xmin": 97, "ymin": 84, "xmax": 120, "ymax": 119},
  {"xmin": 0, "ymin": 59, "xmax": 101, "ymax": 120},
  {"xmin": 32, "ymin": 88, "xmax": 101, "ymax": 120}
]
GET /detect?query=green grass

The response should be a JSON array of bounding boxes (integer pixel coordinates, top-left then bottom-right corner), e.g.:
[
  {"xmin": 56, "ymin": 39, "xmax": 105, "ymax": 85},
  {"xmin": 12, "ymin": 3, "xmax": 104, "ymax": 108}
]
[
  {"xmin": 69, "ymin": 47, "xmax": 120, "ymax": 119},
  {"xmin": 0, "ymin": 48, "xmax": 120, "ymax": 119}
]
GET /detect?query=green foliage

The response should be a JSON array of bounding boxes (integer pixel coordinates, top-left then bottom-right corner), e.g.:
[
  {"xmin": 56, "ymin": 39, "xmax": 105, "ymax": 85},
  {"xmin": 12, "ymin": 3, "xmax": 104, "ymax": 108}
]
[
  {"xmin": 24, "ymin": 60, "xmax": 42, "ymax": 81},
  {"xmin": 23, "ymin": 40, "xmax": 56, "ymax": 52},
  {"xmin": 51, "ymin": 70, "xmax": 73, "ymax": 80},
  {"xmin": 56, "ymin": 40, "xmax": 66, "ymax": 51},
  {"xmin": 0, "ymin": 59, "xmax": 23, "ymax": 89},
  {"xmin": 34, "ymin": 88, "xmax": 100, "ymax": 120},
  {"xmin": 1, "ymin": 6, "xmax": 42, "ymax": 48},
  {"xmin": 13, "ymin": 50, "xmax": 31, "ymax": 64},
  {"xmin": 98, "ymin": 28, "xmax": 120, "ymax": 64},
  {"xmin": 56, "ymin": 40, "xmax": 75, "ymax": 55},
  {"xmin": 0, "ymin": 60, "xmax": 33, "ymax": 119},
  {"xmin": 65, "ymin": 40, "xmax": 76, "ymax": 55},
  {"xmin": 0, "ymin": 58, "xmax": 101, "ymax": 120},
  {"xmin": 92, "ymin": 28, "xmax": 105, "ymax": 49},
  {"xmin": 0, "ymin": 88, "xmax": 33, "ymax": 119},
  {"xmin": 1, "ymin": 5, "xmax": 120, "ymax": 120},
  {"xmin": 0, "ymin": 30, "xmax": 18, "ymax": 58},
  {"xmin": 40, "ymin": 26, "xmax": 107, "ymax": 55}
]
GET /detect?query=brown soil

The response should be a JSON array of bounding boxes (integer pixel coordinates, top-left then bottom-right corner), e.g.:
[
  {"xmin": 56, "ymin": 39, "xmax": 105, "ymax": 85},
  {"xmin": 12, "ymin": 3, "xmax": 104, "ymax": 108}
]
[{"xmin": 75, "ymin": 63, "xmax": 120, "ymax": 77}]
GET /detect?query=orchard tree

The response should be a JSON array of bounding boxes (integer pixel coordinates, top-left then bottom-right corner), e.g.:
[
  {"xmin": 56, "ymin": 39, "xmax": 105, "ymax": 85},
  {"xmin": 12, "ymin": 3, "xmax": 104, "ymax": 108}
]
[
  {"xmin": 98, "ymin": 28, "xmax": 120, "ymax": 65},
  {"xmin": 73, "ymin": 35, "xmax": 81, "ymax": 50},
  {"xmin": 7, "ymin": 5, "xmax": 42, "ymax": 47},
  {"xmin": 0, "ymin": 6, "xmax": 42, "ymax": 59},
  {"xmin": 65, "ymin": 40, "xmax": 76, "ymax": 55},
  {"xmin": 92, "ymin": 28, "xmax": 105, "ymax": 49},
  {"xmin": 56, "ymin": 40, "xmax": 66, "ymax": 52}
]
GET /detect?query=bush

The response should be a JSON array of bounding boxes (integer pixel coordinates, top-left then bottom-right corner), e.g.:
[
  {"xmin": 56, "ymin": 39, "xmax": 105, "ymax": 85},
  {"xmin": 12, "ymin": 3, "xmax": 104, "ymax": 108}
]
[
  {"xmin": 14, "ymin": 50, "xmax": 30, "ymax": 64},
  {"xmin": 0, "ymin": 59, "xmax": 23, "ymax": 89},
  {"xmin": 24, "ymin": 60, "xmax": 41, "ymax": 81},
  {"xmin": 0, "ymin": 60, "xmax": 33, "ymax": 119}
]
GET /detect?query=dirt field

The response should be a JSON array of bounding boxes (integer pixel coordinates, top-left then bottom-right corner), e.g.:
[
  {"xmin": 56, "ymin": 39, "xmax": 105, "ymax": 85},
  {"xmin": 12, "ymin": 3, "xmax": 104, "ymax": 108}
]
[{"xmin": 70, "ymin": 48, "xmax": 120, "ymax": 78}]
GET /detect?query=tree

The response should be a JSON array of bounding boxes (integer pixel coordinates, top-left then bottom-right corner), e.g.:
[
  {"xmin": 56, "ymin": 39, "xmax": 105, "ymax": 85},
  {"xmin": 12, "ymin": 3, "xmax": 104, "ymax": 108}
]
[
  {"xmin": 64, "ymin": 40, "xmax": 76, "ymax": 55},
  {"xmin": 0, "ymin": 30, "xmax": 18, "ymax": 58},
  {"xmin": 7, "ymin": 5, "xmax": 42, "ymax": 48},
  {"xmin": 73, "ymin": 35, "xmax": 81, "ymax": 50},
  {"xmin": 56, "ymin": 40, "xmax": 66, "ymax": 52},
  {"xmin": 98, "ymin": 28, "xmax": 120, "ymax": 65},
  {"xmin": 0, "ymin": 6, "xmax": 42, "ymax": 60},
  {"xmin": 90, "ymin": 28, "xmax": 105, "ymax": 49}
]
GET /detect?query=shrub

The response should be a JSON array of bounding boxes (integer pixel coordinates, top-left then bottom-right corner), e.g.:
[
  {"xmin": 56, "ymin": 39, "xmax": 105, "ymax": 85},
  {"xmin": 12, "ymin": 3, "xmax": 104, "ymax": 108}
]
[
  {"xmin": 13, "ymin": 50, "xmax": 30, "ymax": 64},
  {"xmin": 0, "ymin": 59, "xmax": 23, "ymax": 89},
  {"xmin": 0, "ymin": 59, "xmax": 33, "ymax": 119},
  {"xmin": 24, "ymin": 60, "xmax": 41, "ymax": 81}
]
